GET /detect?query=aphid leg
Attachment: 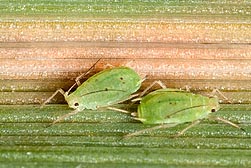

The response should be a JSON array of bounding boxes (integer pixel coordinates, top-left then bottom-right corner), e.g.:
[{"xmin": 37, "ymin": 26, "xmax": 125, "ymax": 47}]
[
  {"xmin": 131, "ymin": 97, "xmax": 142, "ymax": 102},
  {"xmin": 140, "ymin": 75, "xmax": 147, "ymax": 84},
  {"xmin": 103, "ymin": 63, "xmax": 114, "ymax": 69},
  {"xmin": 125, "ymin": 60, "xmax": 148, "ymax": 84},
  {"xmin": 117, "ymin": 93, "xmax": 140, "ymax": 112},
  {"xmin": 173, "ymin": 120, "xmax": 201, "ymax": 138},
  {"xmin": 116, "ymin": 93, "xmax": 140, "ymax": 104},
  {"xmin": 66, "ymin": 83, "xmax": 77, "ymax": 96},
  {"xmin": 123, "ymin": 123, "xmax": 177, "ymax": 139},
  {"xmin": 123, "ymin": 76, "xmax": 146, "ymax": 107},
  {"xmin": 64, "ymin": 59, "xmax": 102, "ymax": 95},
  {"xmin": 48, "ymin": 109, "xmax": 80, "ymax": 126},
  {"xmin": 211, "ymin": 89, "xmax": 231, "ymax": 103},
  {"xmin": 140, "ymin": 80, "xmax": 167, "ymax": 97},
  {"xmin": 182, "ymin": 85, "xmax": 191, "ymax": 92},
  {"xmin": 41, "ymin": 88, "xmax": 66, "ymax": 108},
  {"xmin": 106, "ymin": 107, "xmax": 130, "ymax": 114},
  {"xmin": 133, "ymin": 117, "xmax": 146, "ymax": 122},
  {"xmin": 124, "ymin": 60, "xmax": 135, "ymax": 67},
  {"xmin": 74, "ymin": 58, "xmax": 101, "ymax": 87},
  {"xmin": 208, "ymin": 116, "xmax": 245, "ymax": 132},
  {"xmin": 131, "ymin": 112, "xmax": 138, "ymax": 117}
]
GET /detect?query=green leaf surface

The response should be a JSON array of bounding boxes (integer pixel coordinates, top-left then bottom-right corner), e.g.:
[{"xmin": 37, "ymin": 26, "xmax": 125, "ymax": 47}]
[
  {"xmin": 0, "ymin": 104, "xmax": 251, "ymax": 167},
  {"xmin": 0, "ymin": 0, "xmax": 250, "ymax": 21}
]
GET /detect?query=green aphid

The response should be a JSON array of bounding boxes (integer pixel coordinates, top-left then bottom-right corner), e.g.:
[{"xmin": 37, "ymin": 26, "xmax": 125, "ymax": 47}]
[
  {"xmin": 125, "ymin": 81, "xmax": 244, "ymax": 138},
  {"xmin": 42, "ymin": 60, "xmax": 142, "ymax": 125}
]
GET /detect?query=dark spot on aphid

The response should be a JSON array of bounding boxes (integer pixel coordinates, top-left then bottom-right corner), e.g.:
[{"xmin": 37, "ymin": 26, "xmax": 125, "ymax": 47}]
[
  {"xmin": 74, "ymin": 103, "xmax": 79, "ymax": 107},
  {"xmin": 120, "ymin": 77, "xmax": 124, "ymax": 80},
  {"xmin": 105, "ymin": 88, "xmax": 108, "ymax": 91},
  {"xmin": 211, "ymin": 109, "xmax": 216, "ymax": 112}
]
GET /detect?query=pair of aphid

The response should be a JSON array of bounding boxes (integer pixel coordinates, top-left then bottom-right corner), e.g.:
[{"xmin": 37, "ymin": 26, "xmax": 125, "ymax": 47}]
[{"xmin": 42, "ymin": 63, "xmax": 244, "ymax": 138}]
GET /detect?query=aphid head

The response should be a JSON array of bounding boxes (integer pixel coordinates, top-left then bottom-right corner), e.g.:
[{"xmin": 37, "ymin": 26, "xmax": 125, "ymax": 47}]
[
  {"xmin": 64, "ymin": 95, "xmax": 81, "ymax": 110},
  {"xmin": 69, "ymin": 100, "xmax": 80, "ymax": 110},
  {"xmin": 208, "ymin": 96, "xmax": 220, "ymax": 113}
]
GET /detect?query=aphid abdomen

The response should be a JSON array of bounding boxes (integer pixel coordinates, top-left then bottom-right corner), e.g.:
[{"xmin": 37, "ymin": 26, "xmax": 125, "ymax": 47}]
[
  {"xmin": 65, "ymin": 67, "xmax": 141, "ymax": 110},
  {"xmin": 138, "ymin": 89, "xmax": 214, "ymax": 125}
]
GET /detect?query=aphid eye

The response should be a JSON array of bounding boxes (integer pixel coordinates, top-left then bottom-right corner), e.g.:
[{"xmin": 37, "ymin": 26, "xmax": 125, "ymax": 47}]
[
  {"xmin": 74, "ymin": 103, "xmax": 79, "ymax": 107},
  {"xmin": 211, "ymin": 109, "xmax": 216, "ymax": 112}
]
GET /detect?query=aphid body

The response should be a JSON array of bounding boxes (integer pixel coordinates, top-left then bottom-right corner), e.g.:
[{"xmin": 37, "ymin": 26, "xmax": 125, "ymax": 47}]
[
  {"xmin": 43, "ymin": 66, "xmax": 142, "ymax": 124},
  {"xmin": 138, "ymin": 88, "xmax": 219, "ymax": 125},
  {"xmin": 125, "ymin": 87, "xmax": 243, "ymax": 138},
  {"xmin": 66, "ymin": 66, "xmax": 142, "ymax": 111}
]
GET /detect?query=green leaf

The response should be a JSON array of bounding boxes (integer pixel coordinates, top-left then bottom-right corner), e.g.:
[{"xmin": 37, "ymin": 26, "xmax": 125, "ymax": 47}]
[{"xmin": 0, "ymin": 104, "xmax": 251, "ymax": 167}]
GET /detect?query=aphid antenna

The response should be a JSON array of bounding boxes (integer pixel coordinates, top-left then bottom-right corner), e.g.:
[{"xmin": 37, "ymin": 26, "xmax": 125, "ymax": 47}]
[
  {"xmin": 172, "ymin": 120, "xmax": 201, "ymax": 138},
  {"xmin": 51, "ymin": 109, "xmax": 80, "ymax": 126},
  {"xmin": 106, "ymin": 107, "xmax": 130, "ymax": 114},
  {"xmin": 208, "ymin": 115, "xmax": 246, "ymax": 132},
  {"xmin": 41, "ymin": 58, "xmax": 102, "ymax": 107},
  {"xmin": 68, "ymin": 58, "xmax": 102, "ymax": 93},
  {"xmin": 123, "ymin": 123, "xmax": 177, "ymax": 139}
]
